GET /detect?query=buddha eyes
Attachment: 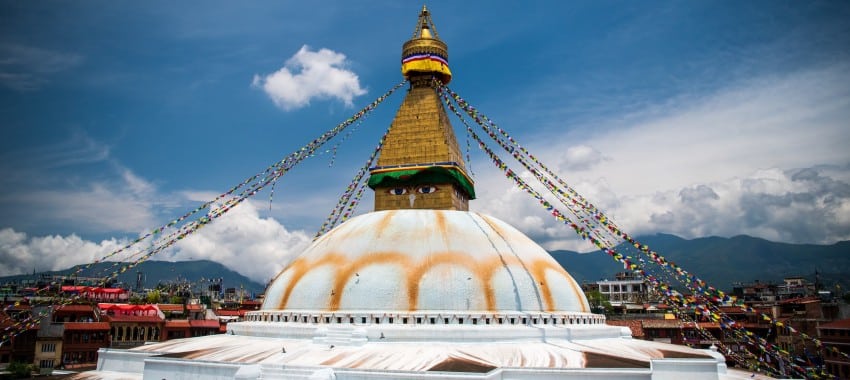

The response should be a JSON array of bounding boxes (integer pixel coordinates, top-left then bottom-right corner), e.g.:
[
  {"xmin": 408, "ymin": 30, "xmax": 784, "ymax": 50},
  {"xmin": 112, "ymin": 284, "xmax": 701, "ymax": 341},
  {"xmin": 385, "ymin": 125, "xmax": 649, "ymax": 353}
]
[{"xmin": 386, "ymin": 186, "xmax": 439, "ymax": 195}]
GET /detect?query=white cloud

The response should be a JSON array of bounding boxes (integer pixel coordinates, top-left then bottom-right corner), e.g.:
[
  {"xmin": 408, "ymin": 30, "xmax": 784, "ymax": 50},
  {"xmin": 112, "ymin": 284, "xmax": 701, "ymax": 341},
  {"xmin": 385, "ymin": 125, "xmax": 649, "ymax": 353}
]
[
  {"xmin": 252, "ymin": 45, "xmax": 367, "ymax": 111},
  {"xmin": 161, "ymin": 199, "xmax": 312, "ymax": 283},
  {"xmin": 0, "ymin": 228, "xmax": 125, "ymax": 276},
  {"xmin": 560, "ymin": 64, "xmax": 850, "ymax": 195},
  {"xmin": 0, "ymin": 130, "xmax": 313, "ymax": 281},
  {"xmin": 472, "ymin": 63, "xmax": 850, "ymax": 249},
  {"xmin": 0, "ymin": 199, "xmax": 312, "ymax": 283},
  {"xmin": 557, "ymin": 145, "xmax": 608, "ymax": 172},
  {"xmin": 0, "ymin": 133, "xmax": 164, "ymax": 234}
]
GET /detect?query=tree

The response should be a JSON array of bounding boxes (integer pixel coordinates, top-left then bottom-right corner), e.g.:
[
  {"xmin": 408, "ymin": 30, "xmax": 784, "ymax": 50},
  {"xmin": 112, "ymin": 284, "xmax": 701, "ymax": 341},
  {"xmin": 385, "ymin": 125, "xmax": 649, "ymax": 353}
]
[
  {"xmin": 585, "ymin": 289, "xmax": 613, "ymax": 315},
  {"xmin": 146, "ymin": 290, "xmax": 162, "ymax": 304},
  {"xmin": 6, "ymin": 361, "xmax": 34, "ymax": 379}
]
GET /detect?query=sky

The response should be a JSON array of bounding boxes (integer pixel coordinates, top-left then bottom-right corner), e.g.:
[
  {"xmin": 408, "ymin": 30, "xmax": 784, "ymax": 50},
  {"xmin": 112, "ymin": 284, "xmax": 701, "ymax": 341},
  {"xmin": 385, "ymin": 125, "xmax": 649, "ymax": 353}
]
[{"xmin": 1, "ymin": 1, "xmax": 848, "ymax": 284}]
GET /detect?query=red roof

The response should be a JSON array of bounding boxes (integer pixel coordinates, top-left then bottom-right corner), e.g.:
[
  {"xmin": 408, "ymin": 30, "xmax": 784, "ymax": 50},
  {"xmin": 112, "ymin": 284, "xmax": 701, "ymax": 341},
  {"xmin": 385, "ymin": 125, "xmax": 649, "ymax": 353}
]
[
  {"xmin": 4, "ymin": 304, "xmax": 31, "ymax": 311},
  {"xmin": 98, "ymin": 303, "xmax": 158, "ymax": 312},
  {"xmin": 106, "ymin": 314, "xmax": 163, "ymax": 323},
  {"xmin": 54, "ymin": 304, "xmax": 95, "ymax": 313},
  {"xmin": 64, "ymin": 322, "xmax": 110, "ymax": 331},
  {"xmin": 717, "ymin": 306, "xmax": 748, "ymax": 313},
  {"xmin": 165, "ymin": 320, "xmax": 191, "ymax": 328},
  {"xmin": 61, "ymin": 286, "xmax": 127, "ymax": 294},
  {"xmin": 189, "ymin": 320, "xmax": 220, "ymax": 329},
  {"xmin": 186, "ymin": 304, "xmax": 204, "ymax": 311},
  {"xmin": 778, "ymin": 296, "xmax": 821, "ymax": 305},
  {"xmin": 819, "ymin": 318, "xmax": 850, "ymax": 330},
  {"xmin": 606, "ymin": 320, "xmax": 644, "ymax": 338},
  {"xmin": 156, "ymin": 304, "xmax": 184, "ymax": 312},
  {"xmin": 642, "ymin": 319, "xmax": 684, "ymax": 329},
  {"xmin": 214, "ymin": 309, "xmax": 245, "ymax": 317}
]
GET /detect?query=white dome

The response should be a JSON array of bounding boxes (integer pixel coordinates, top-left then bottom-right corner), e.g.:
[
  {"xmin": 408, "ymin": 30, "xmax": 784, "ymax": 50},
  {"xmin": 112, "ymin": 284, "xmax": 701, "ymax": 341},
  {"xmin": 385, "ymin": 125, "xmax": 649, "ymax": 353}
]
[{"xmin": 262, "ymin": 210, "xmax": 589, "ymax": 313}]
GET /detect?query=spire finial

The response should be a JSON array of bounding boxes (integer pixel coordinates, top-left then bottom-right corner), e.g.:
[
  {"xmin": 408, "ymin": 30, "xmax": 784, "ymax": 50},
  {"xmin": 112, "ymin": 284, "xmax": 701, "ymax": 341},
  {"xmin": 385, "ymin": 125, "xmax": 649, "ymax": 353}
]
[
  {"xmin": 412, "ymin": 4, "xmax": 439, "ymax": 39},
  {"xmin": 402, "ymin": 6, "xmax": 451, "ymax": 84}
]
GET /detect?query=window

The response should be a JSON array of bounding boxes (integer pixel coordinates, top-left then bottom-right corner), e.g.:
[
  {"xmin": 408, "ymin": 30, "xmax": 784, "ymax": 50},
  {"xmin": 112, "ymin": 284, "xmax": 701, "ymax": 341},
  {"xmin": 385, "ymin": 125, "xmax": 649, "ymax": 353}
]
[
  {"xmin": 41, "ymin": 343, "xmax": 56, "ymax": 352},
  {"xmin": 40, "ymin": 359, "xmax": 54, "ymax": 368}
]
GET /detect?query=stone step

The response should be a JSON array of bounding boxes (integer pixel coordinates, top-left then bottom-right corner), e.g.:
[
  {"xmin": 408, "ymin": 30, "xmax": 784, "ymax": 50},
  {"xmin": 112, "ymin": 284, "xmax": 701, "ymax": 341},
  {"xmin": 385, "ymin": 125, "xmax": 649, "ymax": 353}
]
[{"xmin": 259, "ymin": 365, "xmax": 335, "ymax": 380}]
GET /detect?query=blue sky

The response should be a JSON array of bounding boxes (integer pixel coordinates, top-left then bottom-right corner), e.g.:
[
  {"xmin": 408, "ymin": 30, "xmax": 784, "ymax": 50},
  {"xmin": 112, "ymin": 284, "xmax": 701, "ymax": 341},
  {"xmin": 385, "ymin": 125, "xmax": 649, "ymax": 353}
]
[{"xmin": 1, "ymin": 1, "xmax": 849, "ymax": 282}]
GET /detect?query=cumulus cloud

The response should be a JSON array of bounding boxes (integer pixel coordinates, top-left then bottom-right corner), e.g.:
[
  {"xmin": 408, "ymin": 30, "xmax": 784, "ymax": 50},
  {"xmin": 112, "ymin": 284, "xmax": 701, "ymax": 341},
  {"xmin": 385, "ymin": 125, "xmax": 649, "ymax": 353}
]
[
  {"xmin": 472, "ymin": 64, "xmax": 850, "ymax": 250},
  {"xmin": 618, "ymin": 166, "xmax": 850, "ymax": 244},
  {"xmin": 557, "ymin": 145, "xmax": 608, "ymax": 172},
  {"xmin": 0, "ymin": 130, "xmax": 312, "ymax": 281},
  {"xmin": 158, "ymin": 199, "xmax": 312, "ymax": 283},
  {"xmin": 0, "ymin": 199, "xmax": 312, "ymax": 282},
  {"xmin": 252, "ymin": 45, "xmax": 366, "ymax": 111},
  {"xmin": 0, "ymin": 228, "xmax": 125, "ymax": 276}
]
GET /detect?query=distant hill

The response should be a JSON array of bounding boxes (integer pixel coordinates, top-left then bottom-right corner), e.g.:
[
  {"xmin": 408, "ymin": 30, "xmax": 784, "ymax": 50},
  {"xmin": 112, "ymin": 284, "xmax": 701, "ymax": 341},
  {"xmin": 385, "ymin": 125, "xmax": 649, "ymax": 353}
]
[
  {"xmin": 552, "ymin": 234, "xmax": 850, "ymax": 291},
  {"xmin": 2, "ymin": 235, "xmax": 847, "ymax": 296},
  {"xmin": 0, "ymin": 260, "xmax": 266, "ymax": 295}
]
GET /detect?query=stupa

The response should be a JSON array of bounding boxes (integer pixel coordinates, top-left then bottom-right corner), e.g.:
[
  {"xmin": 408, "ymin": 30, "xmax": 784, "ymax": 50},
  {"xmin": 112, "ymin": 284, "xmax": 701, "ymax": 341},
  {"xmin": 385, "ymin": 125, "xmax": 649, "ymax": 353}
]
[{"xmin": 78, "ymin": 6, "xmax": 771, "ymax": 380}]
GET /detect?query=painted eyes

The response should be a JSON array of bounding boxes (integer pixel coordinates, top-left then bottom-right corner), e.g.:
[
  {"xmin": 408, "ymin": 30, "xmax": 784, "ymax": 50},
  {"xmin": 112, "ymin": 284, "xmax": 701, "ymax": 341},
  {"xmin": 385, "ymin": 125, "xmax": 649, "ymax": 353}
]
[{"xmin": 386, "ymin": 186, "xmax": 439, "ymax": 195}]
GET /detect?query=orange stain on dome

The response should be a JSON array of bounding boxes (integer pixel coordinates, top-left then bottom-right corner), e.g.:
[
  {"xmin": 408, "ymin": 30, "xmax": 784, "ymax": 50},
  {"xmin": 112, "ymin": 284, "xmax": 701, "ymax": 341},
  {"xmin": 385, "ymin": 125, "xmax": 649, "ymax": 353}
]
[
  {"xmin": 530, "ymin": 260, "xmax": 589, "ymax": 313},
  {"xmin": 277, "ymin": 253, "xmax": 347, "ymax": 310},
  {"xmin": 276, "ymin": 252, "xmax": 585, "ymax": 312},
  {"xmin": 329, "ymin": 251, "xmax": 412, "ymax": 310},
  {"xmin": 406, "ymin": 251, "xmax": 502, "ymax": 311},
  {"xmin": 274, "ymin": 232, "xmax": 585, "ymax": 312},
  {"xmin": 372, "ymin": 210, "xmax": 397, "ymax": 239}
]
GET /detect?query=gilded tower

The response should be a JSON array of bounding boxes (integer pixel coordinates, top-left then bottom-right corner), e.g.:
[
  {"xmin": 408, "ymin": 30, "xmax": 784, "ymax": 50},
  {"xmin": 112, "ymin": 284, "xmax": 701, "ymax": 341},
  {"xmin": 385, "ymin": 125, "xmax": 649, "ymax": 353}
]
[{"xmin": 368, "ymin": 6, "xmax": 475, "ymax": 211}]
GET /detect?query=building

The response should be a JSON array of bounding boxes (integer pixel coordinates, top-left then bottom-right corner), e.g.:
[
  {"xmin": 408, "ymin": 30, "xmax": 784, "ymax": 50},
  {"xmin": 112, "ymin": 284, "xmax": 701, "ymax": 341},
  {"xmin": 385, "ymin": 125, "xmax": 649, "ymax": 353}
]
[
  {"xmin": 0, "ymin": 307, "xmax": 38, "ymax": 366},
  {"xmin": 818, "ymin": 318, "xmax": 850, "ymax": 378},
  {"xmin": 773, "ymin": 296, "xmax": 826, "ymax": 357},
  {"xmin": 61, "ymin": 286, "xmax": 130, "ymax": 303},
  {"xmin": 78, "ymin": 6, "xmax": 770, "ymax": 380},
  {"xmin": 99, "ymin": 304, "xmax": 164, "ymax": 348},
  {"xmin": 595, "ymin": 272, "xmax": 652, "ymax": 307},
  {"xmin": 31, "ymin": 304, "xmax": 110, "ymax": 372}
]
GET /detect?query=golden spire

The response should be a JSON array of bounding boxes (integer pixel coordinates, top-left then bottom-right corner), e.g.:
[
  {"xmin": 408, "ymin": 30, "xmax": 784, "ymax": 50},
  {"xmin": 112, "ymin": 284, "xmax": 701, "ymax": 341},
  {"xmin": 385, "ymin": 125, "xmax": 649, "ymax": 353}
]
[
  {"xmin": 401, "ymin": 5, "xmax": 452, "ymax": 84},
  {"xmin": 368, "ymin": 6, "xmax": 473, "ymax": 211}
]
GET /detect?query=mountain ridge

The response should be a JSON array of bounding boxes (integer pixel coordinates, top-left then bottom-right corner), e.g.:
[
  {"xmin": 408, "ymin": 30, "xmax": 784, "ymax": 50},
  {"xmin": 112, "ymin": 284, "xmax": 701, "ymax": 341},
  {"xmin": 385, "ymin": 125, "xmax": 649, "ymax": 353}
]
[
  {"xmin": 553, "ymin": 233, "xmax": 850, "ymax": 291},
  {"xmin": 0, "ymin": 259, "xmax": 266, "ymax": 295}
]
